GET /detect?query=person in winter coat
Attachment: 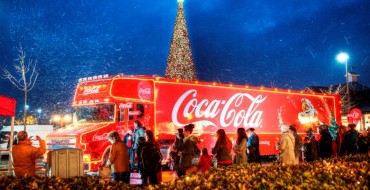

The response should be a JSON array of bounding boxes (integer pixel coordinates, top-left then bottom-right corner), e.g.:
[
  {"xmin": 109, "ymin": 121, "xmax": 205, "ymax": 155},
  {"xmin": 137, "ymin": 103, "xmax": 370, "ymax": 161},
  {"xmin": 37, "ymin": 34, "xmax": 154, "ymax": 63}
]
[
  {"xmin": 358, "ymin": 130, "xmax": 369, "ymax": 153},
  {"xmin": 212, "ymin": 129, "xmax": 232, "ymax": 167},
  {"xmin": 12, "ymin": 131, "xmax": 46, "ymax": 177},
  {"xmin": 340, "ymin": 124, "xmax": 359, "ymax": 155},
  {"xmin": 198, "ymin": 148, "xmax": 212, "ymax": 173},
  {"xmin": 246, "ymin": 128, "xmax": 261, "ymax": 164},
  {"xmin": 132, "ymin": 120, "xmax": 145, "ymax": 170},
  {"xmin": 133, "ymin": 120, "xmax": 146, "ymax": 150},
  {"xmin": 233, "ymin": 128, "xmax": 247, "ymax": 164},
  {"xmin": 106, "ymin": 131, "xmax": 130, "ymax": 183},
  {"xmin": 123, "ymin": 128, "xmax": 134, "ymax": 170},
  {"xmin": 303, "ymin": 128, "xmax": 319, "ymax": 162},
  {"xmin": 289, "ymin": 125, "xmax": 303, "ymax": 165},
  {"xmin": 318, "ymin": 125, "xmax": 333, "ymax": 159},
  {"xmin": 136, "ymin": 137, "xmax": 147, "ymax": 180},
  {"xmin": 277, "ymin": 125, "xmax": 295, "ymax": 165},
  {"xmin": 171, "ymin": 128, "xmax": 184, "ymax": 172},
  {"xmin": 138, "ymin": 130, "xmax": 161, "ymax": 185},
  {"xmin": 178, "ymin": 123, "xmax": 200, "ymax": 177}
]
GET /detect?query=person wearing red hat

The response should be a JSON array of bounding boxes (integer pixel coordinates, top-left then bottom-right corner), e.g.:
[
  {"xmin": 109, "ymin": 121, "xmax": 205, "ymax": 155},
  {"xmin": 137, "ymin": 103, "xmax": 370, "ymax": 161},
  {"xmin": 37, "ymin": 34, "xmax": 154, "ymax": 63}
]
[{"xmin": 11, "ymin": 131, "xmax": 46, "ymax": 177}]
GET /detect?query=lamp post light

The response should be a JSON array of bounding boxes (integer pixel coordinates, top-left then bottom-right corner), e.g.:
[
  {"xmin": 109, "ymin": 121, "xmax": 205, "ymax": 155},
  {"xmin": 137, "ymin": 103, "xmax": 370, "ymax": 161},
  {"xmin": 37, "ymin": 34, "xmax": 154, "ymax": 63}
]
[
  {"xmin": 336, "ymin": 52, "xmax": 350, "ymax": 113},
  {"xmin": 37, "ymin": 109, "xmax": 42, "ymax": 124}
]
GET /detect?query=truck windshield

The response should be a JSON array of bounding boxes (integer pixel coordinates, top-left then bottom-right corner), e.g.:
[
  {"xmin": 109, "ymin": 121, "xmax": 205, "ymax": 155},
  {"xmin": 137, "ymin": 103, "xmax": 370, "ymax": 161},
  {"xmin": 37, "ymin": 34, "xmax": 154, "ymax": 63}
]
[{"xmin": 75, "ymin": 104, "xmax": 114, "ymax": 123}]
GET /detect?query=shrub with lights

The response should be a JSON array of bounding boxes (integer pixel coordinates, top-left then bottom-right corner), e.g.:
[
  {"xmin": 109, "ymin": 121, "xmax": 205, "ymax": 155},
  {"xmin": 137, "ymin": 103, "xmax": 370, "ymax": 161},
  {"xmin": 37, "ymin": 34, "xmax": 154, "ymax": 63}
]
[{"xmin": 0, "ymin": 154, "xmax": 369, "ymax": 189}]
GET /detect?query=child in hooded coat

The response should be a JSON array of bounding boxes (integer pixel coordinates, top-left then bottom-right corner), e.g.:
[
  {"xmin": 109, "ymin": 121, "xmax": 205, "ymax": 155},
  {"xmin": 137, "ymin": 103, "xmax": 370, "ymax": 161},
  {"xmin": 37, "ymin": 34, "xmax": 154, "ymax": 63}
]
[{"xmin": 198, "ymin": 148, "xmax": 212, "ymax": 173}]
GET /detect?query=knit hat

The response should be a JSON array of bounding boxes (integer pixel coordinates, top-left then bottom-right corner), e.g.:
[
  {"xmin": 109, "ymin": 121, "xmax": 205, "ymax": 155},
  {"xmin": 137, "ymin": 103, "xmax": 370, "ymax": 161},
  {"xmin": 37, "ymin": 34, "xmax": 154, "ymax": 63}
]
[
  {"xmin": 280, "ymin": 125, "xmax": 289, "ymax": 132},
  {"xmin": 17, "ymin": 131, "xmax": 28, "ymax": 141}
]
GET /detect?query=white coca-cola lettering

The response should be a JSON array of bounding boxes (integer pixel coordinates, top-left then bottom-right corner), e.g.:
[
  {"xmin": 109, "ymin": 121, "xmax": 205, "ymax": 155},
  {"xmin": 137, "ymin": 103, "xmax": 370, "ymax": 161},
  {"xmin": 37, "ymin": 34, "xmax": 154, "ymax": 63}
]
[
  {"xmin": 138, "ymin": 81, "xmax": 152, "ymax": 100},
  {"xmin": 83, "ymin": 88, "xmax": 99, "ymax": 95},
  {"xmin": 220, "ymin": 93, "xmax": 265, "ymax": 127},
  {"xmin": 139, "ymin": 88, "xmax": 151, "ymax": 95},
  {"xmin": 119, "ymin": 102, "xmax": 133, "ymax": 109},
  {"xmin": 348, "ymin": 111, "xmax": 360, "ymax": 118},
  {"xmin": 172, "ymin": 89, "xmax": 267, "ymax": 128},
  {"xmin": 259, "ymin": 140, "xmax": 270, "ymax": 146},
  {"xmin": 92, "ymin": 133, "xmax": 108, "ymax": 141}
]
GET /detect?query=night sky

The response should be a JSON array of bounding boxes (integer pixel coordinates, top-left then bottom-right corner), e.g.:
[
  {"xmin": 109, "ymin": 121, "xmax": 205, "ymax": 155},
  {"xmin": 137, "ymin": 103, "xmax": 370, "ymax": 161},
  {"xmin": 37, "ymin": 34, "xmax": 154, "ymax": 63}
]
[{"xmin": 1, "ymin": 0, "xmax": 370, "ymax": 118}]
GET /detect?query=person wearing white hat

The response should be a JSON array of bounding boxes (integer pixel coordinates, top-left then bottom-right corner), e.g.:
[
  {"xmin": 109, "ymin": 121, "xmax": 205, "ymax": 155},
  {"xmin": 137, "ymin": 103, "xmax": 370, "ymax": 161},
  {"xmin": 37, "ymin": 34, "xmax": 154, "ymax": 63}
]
[{"xmin": 277, "ymin": 125, "xmax": 295, "ymax": 165}]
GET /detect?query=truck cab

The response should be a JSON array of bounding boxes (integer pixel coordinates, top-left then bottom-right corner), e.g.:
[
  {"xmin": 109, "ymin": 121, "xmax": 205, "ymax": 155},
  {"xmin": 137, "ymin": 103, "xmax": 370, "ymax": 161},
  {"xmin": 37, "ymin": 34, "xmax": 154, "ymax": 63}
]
[{"xmin": 46, "ymin": 75, "xmax": 154, "ymax": 172}]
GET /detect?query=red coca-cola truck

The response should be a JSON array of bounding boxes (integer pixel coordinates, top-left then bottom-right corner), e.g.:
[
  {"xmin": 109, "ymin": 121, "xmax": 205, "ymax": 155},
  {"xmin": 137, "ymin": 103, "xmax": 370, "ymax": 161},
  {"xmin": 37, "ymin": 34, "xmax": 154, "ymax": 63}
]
[{"xmin": 45, "ymin": 74, "xmax": 341, "ymax": 172}]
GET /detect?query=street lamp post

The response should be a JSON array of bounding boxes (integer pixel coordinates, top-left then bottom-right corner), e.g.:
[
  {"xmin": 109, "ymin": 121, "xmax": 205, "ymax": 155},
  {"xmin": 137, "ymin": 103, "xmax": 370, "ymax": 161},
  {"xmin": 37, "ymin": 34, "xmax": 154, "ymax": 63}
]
[
  {"xmin": 37, "ymin": 109, "xmax": 42, "ymax": 124},
  {"xmin": 336, "ymin": 52, "xmax": 350, "ymax": 113}
]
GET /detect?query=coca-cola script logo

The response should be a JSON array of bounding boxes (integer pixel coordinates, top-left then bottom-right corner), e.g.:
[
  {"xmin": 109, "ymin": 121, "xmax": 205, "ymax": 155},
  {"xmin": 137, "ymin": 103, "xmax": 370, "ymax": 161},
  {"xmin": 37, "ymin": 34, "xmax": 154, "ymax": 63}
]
[
  {"xmin": 138, "ymin": 81, "xmax": 152, "ymax": 100},
  {"xmin": 347, "ymin": 108, "xmax": 362, "ymax": 125},
  {"xmin": 92, "ymin": 133, "xmax": 108, "ymax": 141},
  {"xmin": 172, "ymin": 89, "xmax": 267, "ymax": 128},
  {"xmin": 119, "ymin": 102, "xmax": 133, "ymax": 109},
  {"xmin": 139, "ymin": 88, "xmax": 151, "ymax": 95}
]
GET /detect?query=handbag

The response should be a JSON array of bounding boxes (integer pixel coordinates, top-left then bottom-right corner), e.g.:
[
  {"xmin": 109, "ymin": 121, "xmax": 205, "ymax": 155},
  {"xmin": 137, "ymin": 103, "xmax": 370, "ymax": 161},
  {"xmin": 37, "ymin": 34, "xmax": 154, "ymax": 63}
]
[
  {"xmin": 157, "ymin": 171, "xmax": 163, "ymax": 183},
  {"xmin": 217, "ymin": 160, "xmax": 233, "ymax": 165},
  {"xmin": 98, "ymin": 166, "xmax": 112, "ymax": 178},
  {"xmin": 185, "ymin": 165, "xmax": 199, "ymax": 175}
]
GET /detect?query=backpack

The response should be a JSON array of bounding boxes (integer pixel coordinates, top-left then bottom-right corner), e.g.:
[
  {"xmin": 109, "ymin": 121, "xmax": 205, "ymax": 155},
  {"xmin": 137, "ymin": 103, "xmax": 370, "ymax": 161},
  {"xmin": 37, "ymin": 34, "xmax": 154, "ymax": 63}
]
[
  {"xmin": 294, "ymin": 134, "xmax": 303, "ymax": 154},
  {"xmin": 140, "ymin": 143, "xmax": 162, "ymax": 174},
  {"xmin": 194, "ymin": 144, "xmax": 201, "ymax": 157}
]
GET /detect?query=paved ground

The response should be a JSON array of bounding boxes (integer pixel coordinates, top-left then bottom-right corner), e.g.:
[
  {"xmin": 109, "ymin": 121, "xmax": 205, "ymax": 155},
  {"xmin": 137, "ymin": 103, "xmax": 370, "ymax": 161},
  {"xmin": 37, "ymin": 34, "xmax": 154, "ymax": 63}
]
[{"xmin": 130, "ymin": 171, "xmax": 177, "ymax": 184}]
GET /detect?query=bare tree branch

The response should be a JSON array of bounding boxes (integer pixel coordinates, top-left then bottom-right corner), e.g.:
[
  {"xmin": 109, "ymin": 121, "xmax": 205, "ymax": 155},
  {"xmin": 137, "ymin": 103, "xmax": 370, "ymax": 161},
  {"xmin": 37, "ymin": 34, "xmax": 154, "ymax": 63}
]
[{"xmin": 0, "ymin": 43, "xmax": 39, "ymax": 130}]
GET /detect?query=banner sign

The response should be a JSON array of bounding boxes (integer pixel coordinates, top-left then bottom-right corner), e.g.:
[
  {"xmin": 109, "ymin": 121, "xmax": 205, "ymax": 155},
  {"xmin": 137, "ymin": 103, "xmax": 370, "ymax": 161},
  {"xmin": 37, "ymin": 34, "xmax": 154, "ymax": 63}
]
[
  {"xmin": 0, "ymin": 95, "xmax": 16, "ymax": 117},
  {"xmin": 347, "ymin": 108, "xmax": 362, "ymax": 125}
]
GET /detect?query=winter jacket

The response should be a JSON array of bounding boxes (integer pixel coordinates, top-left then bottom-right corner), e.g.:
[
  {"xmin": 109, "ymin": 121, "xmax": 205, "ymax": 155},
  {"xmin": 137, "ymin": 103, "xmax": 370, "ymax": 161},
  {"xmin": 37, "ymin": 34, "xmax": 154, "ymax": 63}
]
[
  {"xmin": 198, "ymin": 154, "xmax": 212, "ymax": 173},
  {"xmin": 137, "ymin": 141, "xmax": 161, "ymax": 177},
  {"xmin": 340, "ymin": 128, "xmax": 359, "ymax": 155},
  {"xmin": 292, "ymin": 132, "xmax": 303, "ymax": 164},
  {"xmin": 123, "ymin": 133, "xmax": 133, "ymax": 148},
  {"xmin": 212, "ymin": 140, "xmax": 232, "ymax": 162},
  {"xmin": 358, "ymin": 135, "xmax": 369, "ymax": 153},
  {"xmin": 107, "ymin": 140, "xmax": 130, "ymax": 173},
  {"xmin": 12, "ymin": 139, "xmax": 46, "ymax": 177},
  {"xmin": 293, "ymin": 133, "xmax": 303, "ymax": 158},
  {"xmin": 304, "ymin": 137, "xmax": 319, "ymax": 162},
  {"xmin": 233, "ymin": 138, "xmax": 247, "ymax": 164},
  {"xmin": 278, "ymin": 132, "xmax": 295, "ymax": 165},
  {"xmin": 171, "ymin": 136, "xmax": 184, "ymax": 170},
  {"xmin": 247, "ymin": 134, "xmax": 261, "ymax": 163},
  {"xmin": 133, "ymin": 127, "xmax": 145, "ymax": 150},
  {"xmin": 179, "ymin": 135, "xmax": 199, "ymax": 169},
  {"xmin": 319, "ymin": 130, "xmax": 333, "ymax": 159},
  {"xmin": 173, "ymin": 136, "xmax": 184, "ymax": 151}
]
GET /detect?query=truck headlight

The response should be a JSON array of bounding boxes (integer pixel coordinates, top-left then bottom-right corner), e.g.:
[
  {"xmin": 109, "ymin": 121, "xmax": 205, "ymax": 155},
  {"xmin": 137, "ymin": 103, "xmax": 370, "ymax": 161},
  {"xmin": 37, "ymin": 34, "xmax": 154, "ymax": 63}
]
[{"xmin": 83, "ymin": 154, "xmax": 91, "ymax": 163}]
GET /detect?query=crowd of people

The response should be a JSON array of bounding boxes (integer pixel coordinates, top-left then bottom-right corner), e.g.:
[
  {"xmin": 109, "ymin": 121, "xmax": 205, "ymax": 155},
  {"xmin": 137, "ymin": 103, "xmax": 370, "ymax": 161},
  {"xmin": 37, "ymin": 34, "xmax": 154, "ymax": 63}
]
[
  {"xmin": 104, "ymin": 121, "xmax": 264, "ymax": 185},
  {"xmin": 9, "ymin": 118, "xmax": 369, "ymax": 186},
  {"xmin": 104, "ymin": 120, "xmax": 163, "ymax": 185},
  {"xmin": 169, "ymin": 125, "xmax": 262, "ymax": 178},
  {"xmin": 277, "ymin": 123, "xmax": 370, "ymax": 165}
]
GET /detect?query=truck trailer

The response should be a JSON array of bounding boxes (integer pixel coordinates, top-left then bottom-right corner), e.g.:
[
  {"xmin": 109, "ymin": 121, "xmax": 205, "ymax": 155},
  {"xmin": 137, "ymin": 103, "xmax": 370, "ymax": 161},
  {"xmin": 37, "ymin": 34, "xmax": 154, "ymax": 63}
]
[{"xmin": 45, "ymin": 74, "xmax": 342, "ymax": 172}]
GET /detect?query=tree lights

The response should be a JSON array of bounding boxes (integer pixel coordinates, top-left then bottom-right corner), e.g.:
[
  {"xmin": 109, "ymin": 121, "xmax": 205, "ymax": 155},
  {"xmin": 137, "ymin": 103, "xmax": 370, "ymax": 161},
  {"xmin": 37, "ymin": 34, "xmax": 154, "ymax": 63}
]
[{"xmin": 165, "ymin": 0, "xmax": 197, "ymax": 81}]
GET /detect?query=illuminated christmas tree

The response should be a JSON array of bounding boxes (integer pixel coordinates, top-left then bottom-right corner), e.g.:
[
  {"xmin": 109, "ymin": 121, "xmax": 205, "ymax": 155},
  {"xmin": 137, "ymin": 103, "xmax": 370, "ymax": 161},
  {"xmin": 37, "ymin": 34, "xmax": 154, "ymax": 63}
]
[{"xmin": 165, "ymin": 0, "xmax": 197, "ymax": 81}]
